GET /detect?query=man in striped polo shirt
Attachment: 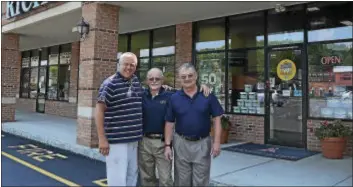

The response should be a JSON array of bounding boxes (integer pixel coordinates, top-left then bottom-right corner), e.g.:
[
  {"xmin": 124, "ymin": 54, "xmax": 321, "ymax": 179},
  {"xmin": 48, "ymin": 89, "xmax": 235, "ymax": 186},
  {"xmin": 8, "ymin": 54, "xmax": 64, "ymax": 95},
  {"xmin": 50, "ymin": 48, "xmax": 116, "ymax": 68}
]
[{"xmin": 95, "ymin": 52, "xmax": 143, "ymax": 186}]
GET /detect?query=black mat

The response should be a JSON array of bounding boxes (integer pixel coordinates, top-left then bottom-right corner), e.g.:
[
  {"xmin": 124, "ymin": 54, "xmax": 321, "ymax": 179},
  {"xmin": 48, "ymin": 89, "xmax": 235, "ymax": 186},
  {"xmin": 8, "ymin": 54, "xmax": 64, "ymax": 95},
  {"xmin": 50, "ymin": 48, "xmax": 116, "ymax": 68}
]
[{"xmin": 222, "ymin": 143, "xmax": 319, "ymax": 161}]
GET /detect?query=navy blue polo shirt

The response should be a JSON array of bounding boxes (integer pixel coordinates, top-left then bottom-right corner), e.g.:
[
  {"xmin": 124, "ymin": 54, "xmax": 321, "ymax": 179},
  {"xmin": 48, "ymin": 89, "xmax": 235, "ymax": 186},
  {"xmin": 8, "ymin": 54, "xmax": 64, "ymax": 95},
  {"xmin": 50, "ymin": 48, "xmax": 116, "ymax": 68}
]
[
  {"xmin": 142, "ymin": 88, "xmax": 174, "ymax": 134},
  {"xmin": 165, "ymin": 89, "xmax": 224, "ymax": 137}
]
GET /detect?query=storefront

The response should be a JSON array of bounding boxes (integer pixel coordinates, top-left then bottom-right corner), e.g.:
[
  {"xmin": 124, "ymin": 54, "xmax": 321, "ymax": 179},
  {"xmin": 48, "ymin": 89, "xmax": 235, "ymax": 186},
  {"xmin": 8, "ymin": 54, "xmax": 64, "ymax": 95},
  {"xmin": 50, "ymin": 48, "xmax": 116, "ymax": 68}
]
[{"xmin": 2, "ymin": 1, "xmax": 352, "ymax": 152}]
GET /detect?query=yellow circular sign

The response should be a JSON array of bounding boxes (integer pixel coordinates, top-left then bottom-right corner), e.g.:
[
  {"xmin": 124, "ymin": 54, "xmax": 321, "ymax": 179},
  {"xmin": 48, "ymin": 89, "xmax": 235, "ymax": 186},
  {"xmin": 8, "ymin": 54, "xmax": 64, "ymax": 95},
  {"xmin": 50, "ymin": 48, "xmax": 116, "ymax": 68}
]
[{"xmin": 276, "ymin": 59, "xmax": 296, "ymax": 81}]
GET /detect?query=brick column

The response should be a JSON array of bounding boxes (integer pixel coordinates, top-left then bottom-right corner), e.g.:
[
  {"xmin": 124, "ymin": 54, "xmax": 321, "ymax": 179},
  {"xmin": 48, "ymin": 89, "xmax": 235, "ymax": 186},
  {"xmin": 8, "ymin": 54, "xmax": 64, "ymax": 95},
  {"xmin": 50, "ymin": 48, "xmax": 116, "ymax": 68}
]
[
  {"xmin": 69, "ymin": 41, "xmax": 80, "ymax": 104},
  {"xmin": 77, "ymin": 2, "xmax": 120, "ymax": 147},
  {"xmin": 175, "ymin": 22, "xmax": 192, "ymax": 88},
  {"xmin": 1, "ymin": 34, "xmax": 20, "ymax": 122}
]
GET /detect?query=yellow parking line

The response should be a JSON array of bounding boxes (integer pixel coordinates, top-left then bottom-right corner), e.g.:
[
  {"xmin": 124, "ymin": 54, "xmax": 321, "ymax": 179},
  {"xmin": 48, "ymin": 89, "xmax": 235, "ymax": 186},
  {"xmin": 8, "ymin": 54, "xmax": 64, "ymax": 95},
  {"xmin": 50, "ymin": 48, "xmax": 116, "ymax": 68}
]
[
  {"xmin": 1, "ymin": 151, "xmax": 80, "ymax": 187},
  {"xmin": 92, "ymin": 178, "xmax": 107, "ymax": 186}
]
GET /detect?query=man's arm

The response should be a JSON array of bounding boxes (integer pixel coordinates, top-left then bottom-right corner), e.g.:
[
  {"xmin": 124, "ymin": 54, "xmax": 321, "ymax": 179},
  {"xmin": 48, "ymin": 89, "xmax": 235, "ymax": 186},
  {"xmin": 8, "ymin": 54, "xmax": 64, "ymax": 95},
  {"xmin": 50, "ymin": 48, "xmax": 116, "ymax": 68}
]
[
  {"xmin": 209, "ymin": 94, "xmax": 225, "ymax": 157},
  {"xmin": 164, "ymin": 97, "xmax": 175, "ymax": 161},
  {"xmin": 95, "ymin": 102, "xmax": 107, "ymax": 142},
  {"xmin": 212, "ymin": 116, "xmax": 222, "ymax": 144},
  {"xmin": 95, "ymin": 82, "xmax": 111, "ymax": 156},
  {"xmin": 164, "ymin": 121, "xmax": 174, "ymax": 146}
]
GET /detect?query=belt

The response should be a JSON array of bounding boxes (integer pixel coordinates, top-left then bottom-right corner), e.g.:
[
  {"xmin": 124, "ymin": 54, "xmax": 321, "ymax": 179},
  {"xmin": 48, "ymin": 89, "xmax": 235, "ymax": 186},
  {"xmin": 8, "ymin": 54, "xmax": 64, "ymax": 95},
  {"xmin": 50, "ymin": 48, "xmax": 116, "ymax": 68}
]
[
  {"xmin": 143, "ymin": 133, "xmax": 163, "ymax": 139},
  {"xmin": 176, "ymin": 132, "xmax": 208, "ymax": 141}
]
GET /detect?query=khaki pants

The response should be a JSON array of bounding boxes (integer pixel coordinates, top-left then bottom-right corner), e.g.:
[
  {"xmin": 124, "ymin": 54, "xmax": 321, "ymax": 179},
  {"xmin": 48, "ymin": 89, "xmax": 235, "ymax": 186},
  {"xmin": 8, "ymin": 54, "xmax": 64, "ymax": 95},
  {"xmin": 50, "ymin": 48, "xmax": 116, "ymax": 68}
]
[
  {"xmin": 138, "ymin": 137, "xmax": 173, "ymax": 186},
  {"xmin": 173, "ymin": 133, "xmax": 211, "ymax": 186}
]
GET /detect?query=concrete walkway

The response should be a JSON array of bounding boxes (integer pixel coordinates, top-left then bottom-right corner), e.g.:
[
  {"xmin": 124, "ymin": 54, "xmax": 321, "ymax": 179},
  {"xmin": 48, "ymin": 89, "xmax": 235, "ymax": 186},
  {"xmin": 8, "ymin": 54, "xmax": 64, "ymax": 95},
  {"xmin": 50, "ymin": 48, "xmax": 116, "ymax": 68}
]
[{"xmin": 2, "ymin": 110, "xmax": 352, "ymax": 186}]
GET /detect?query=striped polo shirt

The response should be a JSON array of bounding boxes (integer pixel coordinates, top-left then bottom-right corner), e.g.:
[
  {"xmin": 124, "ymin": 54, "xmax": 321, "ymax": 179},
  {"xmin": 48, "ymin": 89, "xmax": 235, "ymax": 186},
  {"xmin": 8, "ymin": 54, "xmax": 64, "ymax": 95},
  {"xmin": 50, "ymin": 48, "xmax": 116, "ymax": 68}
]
[{"xmin": 97, "ymin": 72, "xmax": 144, "ymax": 144}]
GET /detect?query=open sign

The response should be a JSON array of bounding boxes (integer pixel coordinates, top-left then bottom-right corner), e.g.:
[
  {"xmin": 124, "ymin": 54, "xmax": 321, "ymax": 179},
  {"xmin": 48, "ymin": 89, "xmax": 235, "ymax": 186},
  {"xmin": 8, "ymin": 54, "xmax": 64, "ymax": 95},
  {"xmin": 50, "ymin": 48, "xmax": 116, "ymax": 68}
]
[{"xmin": 321, "ymin": 56, "xmax": 342, "ymax": 65}]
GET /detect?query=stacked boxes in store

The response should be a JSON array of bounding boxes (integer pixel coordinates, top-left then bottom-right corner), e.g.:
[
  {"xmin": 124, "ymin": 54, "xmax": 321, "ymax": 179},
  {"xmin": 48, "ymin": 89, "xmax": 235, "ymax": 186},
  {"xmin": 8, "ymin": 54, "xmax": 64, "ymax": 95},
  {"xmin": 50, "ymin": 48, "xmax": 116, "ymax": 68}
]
[
  {"xmin": 321, "ymin": 98, "xmax": 352, "ymax": 119},
  {"xmin": 233, "ymin": 84, "xmax": 265, "ymax": 114}
]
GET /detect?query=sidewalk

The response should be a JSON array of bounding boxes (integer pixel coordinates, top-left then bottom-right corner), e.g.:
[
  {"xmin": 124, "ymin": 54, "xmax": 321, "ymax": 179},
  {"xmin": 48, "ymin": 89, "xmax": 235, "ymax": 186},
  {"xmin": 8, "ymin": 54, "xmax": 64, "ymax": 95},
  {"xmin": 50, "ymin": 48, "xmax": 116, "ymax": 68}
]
[{"xmin": 2, "ymin": 110, "xmax": 352, "ymax": 186}]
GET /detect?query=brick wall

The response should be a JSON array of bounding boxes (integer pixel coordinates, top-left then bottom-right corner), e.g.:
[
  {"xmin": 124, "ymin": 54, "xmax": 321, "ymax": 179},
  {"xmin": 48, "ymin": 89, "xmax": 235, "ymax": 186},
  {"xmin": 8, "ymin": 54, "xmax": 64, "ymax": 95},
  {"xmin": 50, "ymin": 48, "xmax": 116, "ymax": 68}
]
[
  {"xmin": 175, "ymin": 22, "xmax": 192, "ymax": 89},
  {"xmin": 2, "ymin": 2, "xmax": 66, "ymax": 26},
  {"xmin": 77, "ymin": 2, "xmax": 120, "ymax": 148},
  {"xmin": 307, "ymin": 120, "xmax": 352, "ymax": 156},
  {"xmin": 45, "ymin": 101, "xmax": 77, "ymax": 118},
  {"xmin": 1, "ymin": 34, "xmax": 20, "ymax": 122},
  {"xmin": 16, "ymin": 98, "xmax": 36, "ymax": 112},
  {"xmin": 227, "ymin": 114, "xmax": 265, "ymax": 144}
]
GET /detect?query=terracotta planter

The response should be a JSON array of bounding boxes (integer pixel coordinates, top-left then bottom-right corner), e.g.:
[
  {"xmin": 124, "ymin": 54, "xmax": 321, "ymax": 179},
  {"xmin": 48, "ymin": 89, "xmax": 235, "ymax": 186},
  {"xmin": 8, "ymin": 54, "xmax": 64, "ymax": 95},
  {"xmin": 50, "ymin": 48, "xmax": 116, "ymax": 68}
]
[
  {"xmin": 320, "ymin": 137, "xmax": 347, "ymax": 159},
  {"xmin": 210, "ymin": 127, "xmax": 229, "ymax": 144},
  {"xmin": 220, "ymin": 128, "xmax": 229, "ymax": 144}
]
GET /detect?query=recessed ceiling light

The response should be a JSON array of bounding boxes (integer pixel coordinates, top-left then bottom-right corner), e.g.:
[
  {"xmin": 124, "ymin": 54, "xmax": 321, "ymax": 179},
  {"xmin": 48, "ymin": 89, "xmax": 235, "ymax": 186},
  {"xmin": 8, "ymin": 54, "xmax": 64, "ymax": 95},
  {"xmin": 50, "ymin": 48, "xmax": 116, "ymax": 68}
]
[
  {"xmin": 341, "ymin": 20, "xmax": 353, "ymax": 26},
  {"xmin": 307, "ymin": 7, "xmax": 320, "ymax": 12}
]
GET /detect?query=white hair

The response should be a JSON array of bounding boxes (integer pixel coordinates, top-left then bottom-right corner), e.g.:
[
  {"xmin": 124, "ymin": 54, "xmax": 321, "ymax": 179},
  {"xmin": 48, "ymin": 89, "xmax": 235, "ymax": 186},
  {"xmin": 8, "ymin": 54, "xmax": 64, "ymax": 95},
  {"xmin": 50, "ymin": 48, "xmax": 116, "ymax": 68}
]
[
  {"xmin": 147, "ymin": 68, "xmax": 164, "ymax": 78},
  {"xmin": 118, "ymin": 52, "xmax": 138, "ymax": 65}
]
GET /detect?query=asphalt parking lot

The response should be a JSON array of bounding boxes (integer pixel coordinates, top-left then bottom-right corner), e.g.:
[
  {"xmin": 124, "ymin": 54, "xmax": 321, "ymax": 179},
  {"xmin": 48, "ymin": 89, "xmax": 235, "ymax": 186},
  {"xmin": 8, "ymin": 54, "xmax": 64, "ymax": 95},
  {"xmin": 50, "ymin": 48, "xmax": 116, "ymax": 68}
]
[{"xmin": 1, "ymin": 131, "xmax": 107, "ymax": 186}]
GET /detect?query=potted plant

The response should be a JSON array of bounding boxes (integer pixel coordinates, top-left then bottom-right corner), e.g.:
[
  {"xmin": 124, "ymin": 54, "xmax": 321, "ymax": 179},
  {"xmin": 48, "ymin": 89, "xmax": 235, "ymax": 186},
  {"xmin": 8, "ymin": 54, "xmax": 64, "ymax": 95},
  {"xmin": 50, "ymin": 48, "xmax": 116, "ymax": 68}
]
[
  {"xmin": 314, "ymin": 120, "xmax": 352, "ymax": 159},
  {"xmin": 211, "ymin": 115, "xmax": 231, "ymax": 144}
]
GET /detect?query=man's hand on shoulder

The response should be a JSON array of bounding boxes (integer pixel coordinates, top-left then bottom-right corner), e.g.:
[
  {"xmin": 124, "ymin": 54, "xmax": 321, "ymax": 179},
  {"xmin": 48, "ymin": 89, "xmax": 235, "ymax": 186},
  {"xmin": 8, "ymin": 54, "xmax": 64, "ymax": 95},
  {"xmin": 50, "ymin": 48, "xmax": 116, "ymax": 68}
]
[{"xmin": 200, "ymin": 84, "xmax": 211, "ymax": 97}]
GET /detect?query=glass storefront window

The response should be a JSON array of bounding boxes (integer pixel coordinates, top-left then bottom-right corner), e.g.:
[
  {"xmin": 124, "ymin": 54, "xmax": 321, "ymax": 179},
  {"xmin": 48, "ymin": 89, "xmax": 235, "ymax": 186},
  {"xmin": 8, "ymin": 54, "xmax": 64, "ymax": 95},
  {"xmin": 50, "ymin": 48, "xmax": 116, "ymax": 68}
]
[
  {"xmin": 138, "ymin": 58, "xmax": 149, "ymax": 85},
  {"xmin": 21, "ymin": 68, "xmax": 30, "ymax": 98},
  {"xmin": 20, "ymin": 51, "xmax": 31, "ymax": 98},
  {"xmin": 229, "ymin": 12, "xmax": 265, "ymax": 49},
  {"xmin": 58, "ymin": 65, "xmax": 70, "ymax": 101},
  {"xmin": 228, "ymin": 49, "xmax": 265, "ymax": 114},
  {"xmin": 195, "ymin": 18, "xmax": 225, "ymax": 52},
  {"xmin": 131, "ymin": 31, "xmax": 150, "ymax": 58},
  {"xmin": 152, "ymin": 27, "xmax": 176, "ymax": 87},
  {"xmin": 152, "ymin": 27, "xmax": 175, "ymax": 56},
  {"xmin": 30, "ymin": 67, "xmax": 38, "ymax": 99},
  {"xmin": 29, "ymin": 50, "xmax": 39, "ymax": 98},
  {"xmin": 196, "ymin": 52, "xmax": 226, "ymax": 107},
  {"xmin": 152, "ymin": 56, "xmax": 175, "ymax": 86},
  {"xmin": 131, "ymin": 31, "xmax": 150, "ymax": 79},
  {"xmin": 268, "ymin": 5, "xmax": 304, "ymax": 46},
  {"xmin": 47, "ymin": 66, "xmax": 58, "ymax": 100},
  {"xmin": 307, "ymin": 2, "xmax": 352, "ymax": 42},
  {"xmin": 308, "ymin": 42, "xmax": 352, "ymax": 119}
]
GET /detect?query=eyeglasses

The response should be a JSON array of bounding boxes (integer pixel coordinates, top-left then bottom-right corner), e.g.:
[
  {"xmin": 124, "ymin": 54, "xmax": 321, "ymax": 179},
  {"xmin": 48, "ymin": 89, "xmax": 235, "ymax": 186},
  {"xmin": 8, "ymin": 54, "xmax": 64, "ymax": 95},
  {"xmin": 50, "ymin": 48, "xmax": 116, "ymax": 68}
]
[
  {"xmin": 180, "ymin": 74, "xmax": 194, "ymax": 80},
  {"xmin": 148, "ymin": 77, "xmax": 161, "ymax": 82}
]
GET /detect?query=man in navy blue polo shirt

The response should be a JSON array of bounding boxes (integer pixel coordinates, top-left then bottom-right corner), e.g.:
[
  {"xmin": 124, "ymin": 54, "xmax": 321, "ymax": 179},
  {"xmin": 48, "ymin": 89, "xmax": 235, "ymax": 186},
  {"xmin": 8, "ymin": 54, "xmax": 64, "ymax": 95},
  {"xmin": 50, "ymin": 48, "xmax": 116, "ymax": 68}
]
[
  {"xmin": 139, "ymin": 68, "xmax": 210, "ymax": 187},
  {"xmin": 164, "ymin": 63, "xmax": 224, "ymax": 186},
  {"xmin": 95, "ymin": 52, "xmax": 144, "ymax": 186}
]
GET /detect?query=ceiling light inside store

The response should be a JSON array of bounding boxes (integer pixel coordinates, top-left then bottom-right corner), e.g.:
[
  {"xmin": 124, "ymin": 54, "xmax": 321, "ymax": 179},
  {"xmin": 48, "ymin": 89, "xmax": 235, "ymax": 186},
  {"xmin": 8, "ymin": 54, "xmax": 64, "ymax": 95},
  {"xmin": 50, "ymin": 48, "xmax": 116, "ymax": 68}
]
[
  {"xmin": 275, "ymin": 4, "xmax": 286, "ymax": 13},
  {"xmin": 307, "ymin": 7, "xmax": 320, "ymax": 12},
  {"xmin": 310, "ymin": 21, "xmax": 325, "ymax": 26},
  {"xmin": 340, "ymin": 20, "xmax": 353, "ymax": 26}
]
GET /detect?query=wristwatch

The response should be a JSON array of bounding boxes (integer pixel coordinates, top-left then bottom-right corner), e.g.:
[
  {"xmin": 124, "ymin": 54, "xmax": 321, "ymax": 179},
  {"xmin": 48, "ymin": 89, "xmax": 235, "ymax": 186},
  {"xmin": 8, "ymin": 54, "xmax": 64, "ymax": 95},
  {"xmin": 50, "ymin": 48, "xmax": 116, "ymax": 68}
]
[{"xmin": 165, "ymin": 143, "xmax": 171, "ymax": 148}]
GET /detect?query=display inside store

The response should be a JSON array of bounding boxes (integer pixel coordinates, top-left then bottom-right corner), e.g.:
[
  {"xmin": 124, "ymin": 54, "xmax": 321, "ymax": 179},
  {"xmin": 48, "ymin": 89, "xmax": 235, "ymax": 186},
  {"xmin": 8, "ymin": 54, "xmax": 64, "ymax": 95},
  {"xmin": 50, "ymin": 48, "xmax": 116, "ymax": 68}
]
[{"xmin": 233, "ymin": 83, "xmax": 265, "ymax": 115}]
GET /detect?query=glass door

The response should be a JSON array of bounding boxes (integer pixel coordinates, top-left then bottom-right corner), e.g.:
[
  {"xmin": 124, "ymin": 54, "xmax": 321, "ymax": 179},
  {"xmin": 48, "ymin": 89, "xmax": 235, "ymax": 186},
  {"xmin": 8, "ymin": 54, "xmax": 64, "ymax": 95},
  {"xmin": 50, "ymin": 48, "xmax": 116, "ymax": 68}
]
[
  {"xmin": 266, "ymin": 47, "xmax": 305, "ymax": 148},
  {"xmin": 36, "ymin": 51, "xmax": 48, "ymax": 113}
]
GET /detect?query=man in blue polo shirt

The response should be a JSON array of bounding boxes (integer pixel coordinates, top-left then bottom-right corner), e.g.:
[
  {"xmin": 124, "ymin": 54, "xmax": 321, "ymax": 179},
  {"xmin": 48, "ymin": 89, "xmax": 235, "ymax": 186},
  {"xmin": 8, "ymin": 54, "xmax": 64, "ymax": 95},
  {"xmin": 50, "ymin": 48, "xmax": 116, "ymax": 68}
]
[
  {"xmin": 95, "ymin": 52, "xmax": 143, "ymax": 186},
  {"xmin": 139, "ymin": 67, "xmax": 210, "ymax": 187},
  {"xmin": 164, "ymin": 63, "xmax": 224, "ymax": 186}
]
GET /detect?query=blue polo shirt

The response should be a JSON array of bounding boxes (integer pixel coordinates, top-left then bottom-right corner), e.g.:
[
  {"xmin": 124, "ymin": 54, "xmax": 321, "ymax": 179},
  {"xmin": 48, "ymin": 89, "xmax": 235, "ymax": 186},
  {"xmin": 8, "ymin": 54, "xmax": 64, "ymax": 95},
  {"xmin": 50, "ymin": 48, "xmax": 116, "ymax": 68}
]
[
  {"xmin": 165, "ymin": 89, "xmax": 224, "ymax": 137},
  {"xmin": 142, "ymin": 88, "xmax": 174, "ymax": 134}
]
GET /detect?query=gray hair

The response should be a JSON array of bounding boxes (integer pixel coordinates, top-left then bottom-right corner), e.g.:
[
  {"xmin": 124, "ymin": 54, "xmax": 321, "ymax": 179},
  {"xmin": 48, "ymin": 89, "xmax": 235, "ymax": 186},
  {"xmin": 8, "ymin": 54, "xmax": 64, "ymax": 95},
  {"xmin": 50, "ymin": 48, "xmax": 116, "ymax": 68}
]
[
  {"xmin": 147, "ymin": 68, "xmax": 164, "ymax": 78},
  {"xmin": 177, "ymin": 62, "xmax": 196, "ymax": 74}
]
